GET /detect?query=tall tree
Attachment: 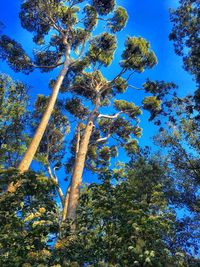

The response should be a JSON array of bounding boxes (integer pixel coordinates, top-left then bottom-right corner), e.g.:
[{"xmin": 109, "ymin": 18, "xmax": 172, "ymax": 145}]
[
  {"xmin": 169, "ymin": 0, "xmax": 200, "ymax": 86},
  {"xmin": 0, "ymin": 0, "xmax": 128, "ymax": 176},
  {"xmin": 0, "ymin": 0, "xmax": 176, "ymax": 223}
]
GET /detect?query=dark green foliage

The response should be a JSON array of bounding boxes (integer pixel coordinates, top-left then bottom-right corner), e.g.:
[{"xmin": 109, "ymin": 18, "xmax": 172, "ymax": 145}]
[
  {"xmin": 87, "ymin": 32, "xmax": 117, "ymax": 66},
  {"xmin": 121, "ymin": 37, "xmax": 157, "ymax": 72},
  {"xmin": 33, "ymin": 50, "xmax": 62, "ymax": 72},
  {"xmin": 169, "ymin": 0, "xmax": 200, "ymax": 85},
  {"xmin": 109, "ymin": 7, "xmax": 128, "ymax": 33},
  {"xmin": 92, "ymin": 0, "xmax": 115, "ymax": 15},
  {"xmin": 0, "ymin": 74, "xmax": 29, "ymax": 168},
  {"xmin": 143, "ymin": 79, "xmax": 177, "ymax": 99},
  {"xmin": 113, "ymin": 77, "xmax": 128, "ymax": 94},
  {"xmin": 55, "ymin": 154, "xmax": 189, "ymax": 266},
  {"xmin": 83, "ymin": 5, "xmax": 98, "ymax": 31},
  {"xmin": 0, "ymin": 169, "xmax": 59, "ymax": 267},
  {"xmin": 0, "ymin": 35, "xmax": 33, "ymax": 74},
  {"xmin": 65, "ymin": 97, "xmax": 89, "ymax": 120},
  {"xmin": 154, "ymin": 94, "xmax": 200, "ymax": 256}
]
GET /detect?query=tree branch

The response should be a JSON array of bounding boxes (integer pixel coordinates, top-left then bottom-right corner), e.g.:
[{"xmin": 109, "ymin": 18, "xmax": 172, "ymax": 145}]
[
  {"xmin": 98, "ymin": 111, "xmax": 122, "ymax": 119},
  {"xmin": 128, "ymin": 84, "xmax": 143, "ymax": 90},
  {"xmin": 31, "ymin": 61, "xmax": 64, "ymax": 69},
  {"xmin": 96, "ymin": 133, "xmax": 111, "ymax": 143},
  {"xmin": 47, "ymin": 165, "xmax": 65, "ymax": 207}
]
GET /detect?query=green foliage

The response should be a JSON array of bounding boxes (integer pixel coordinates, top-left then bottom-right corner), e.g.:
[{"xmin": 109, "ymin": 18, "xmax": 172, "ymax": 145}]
[
  {"xmin": 169, "ymin": 0, "xmax": 200, "ymax": 85},
  {"xmin": 92, "ymin": 0, "xmax": 115, "ymax": 15},
  {"xmin": 114, "ymin": 100, "xmax": 142, "ymax": 118},
  {"xmin": 55, "ymin": 154, "xmax": 188, "ymax": 266},
  {"xmin": 33, "ymin": 50, "xmax": 62, "ymax": 72},
  {"xmin": 0, "ymin": 35, "xmax": 33, "ymax": 74},
  {"xmin": 1, "ymin": 2, "xmax": 198, "ymax": 265},
  {"xmin": 143, "ymin": 79, "xmax": 177, "ymax": 98},
  {"xmin": 87, "ymin": 32, "xmax": 117, "ymax": 66},
  {"xmin": 121, "ymin": 37, "xmax": 157, "ymax": 72},
  {"xmin": 83, "ymin": 5, "xmax": 98, "ymax": 31},
  {"xmin": 65, "ymin": 97, "xmax": 89, "ymax": 120},
  {"xmin": 113, "ymin": 77, "xmax": 128, "ymax": 94},
  {"xmin": 108, "ymin": 7, "xmax": 128, "ymax": 33},
  {"xmin": 124, "ymin": 139, "xmax": 138, "ymax": 155},
  {"xmin": 0, "ymin": 74, "xmax": 29, "ymax": 168},
  {"xmin": 142, "ymin": 96, "xmax": 161, "ymax": 113},
  {"xmin": 0, "ymin": 169, "xmax": 59, "ymax": 267}
]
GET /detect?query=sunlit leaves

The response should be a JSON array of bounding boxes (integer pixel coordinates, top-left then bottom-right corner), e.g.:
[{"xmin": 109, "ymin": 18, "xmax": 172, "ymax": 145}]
[
  {"xmin": 88, "ymin": 32, "xmax": 117, "ymax": 66},
  {"xmin": 113, "ymin": 77, "xmax": 128, "ymax": 94},
  {"xmin": 143, "ymin": 96, "xmax": 161, "ymax": 112},
  {"xmin": 0, "ymin": 169, "xmax": 59, "ymax": 266},
  {"xmin": 114, "ymin": 100, "xmax": 142, "ymax": 119},
  {"xmin": 108, "ymin": 7, "xmax": 128, "ymax": 33},
  {"xmin": 121, "ymin": 37, "xmax": 157, "ymax": 72},
  {"xmin": 83, "ymin": 5, "xmax": 98, "ymax": 31}
]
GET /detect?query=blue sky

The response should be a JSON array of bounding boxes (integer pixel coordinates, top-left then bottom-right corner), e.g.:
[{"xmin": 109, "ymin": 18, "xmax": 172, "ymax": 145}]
[{"xmin": 0, "ymin": 0, "xmax": 196, "ymax": 169}]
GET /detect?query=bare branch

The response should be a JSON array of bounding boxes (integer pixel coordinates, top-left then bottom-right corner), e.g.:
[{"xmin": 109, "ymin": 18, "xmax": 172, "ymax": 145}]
[
  {"xmin": 96, "ymin": 133, "xmax": 111, "ymax": 143},
  {"xmin": 98, "ymin": 111, "xmax": 122, "ymax": 119},
  {"xmin": 31, "ymin": 61, "xmax": 64, "ymax": 69},
  {"xmin": 128, "ymin": 85, "xmax": 143, "ymax": 90},
  {"xmin": 47, "ymin": 165, "xmax": 65, "ymax": 207}
]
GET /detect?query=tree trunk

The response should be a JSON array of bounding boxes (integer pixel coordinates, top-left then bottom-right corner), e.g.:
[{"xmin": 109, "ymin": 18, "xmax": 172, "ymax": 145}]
[
  {"xmin": 63, "ymin": 97, "xmax": 100, "ymax": 222},
  {"xmin": 7, "ymin": 47, "xmax": 71, "ymax": 193},
  {"xmin": 65, "ymin": 120, "xmax": 94, "ymax": 221}
]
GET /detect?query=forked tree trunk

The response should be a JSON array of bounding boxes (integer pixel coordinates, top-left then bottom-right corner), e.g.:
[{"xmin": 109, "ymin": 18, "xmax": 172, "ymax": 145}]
[
  {"xmin": 62, "ymin": 97, "xmax": 100, "ymax": 222},
  {"xmin": 7, "ymin": 47, "xmax": 71, "ymax": 193}
]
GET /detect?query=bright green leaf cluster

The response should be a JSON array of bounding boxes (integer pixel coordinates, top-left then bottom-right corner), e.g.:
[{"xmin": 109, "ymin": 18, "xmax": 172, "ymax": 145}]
[{"xmin": 121, "ymin": 37, "xmax": 157, "ymax": 72}]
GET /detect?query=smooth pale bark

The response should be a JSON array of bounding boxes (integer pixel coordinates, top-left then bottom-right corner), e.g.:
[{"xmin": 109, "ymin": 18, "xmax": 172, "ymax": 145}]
[
  {"xmin": 61, "ymin": 124, "xmax": 81, "ymax": 222},
  {"xmin": 62, "ymin": 97, "xmax": 100, "ymax": 222},
  {"xmin": 47, "ymin": 165, "xmax": 65, "ymax": 207},
  {"xmin": 7, "ymin": 47, "xmax": 71, "ymax": 193}
]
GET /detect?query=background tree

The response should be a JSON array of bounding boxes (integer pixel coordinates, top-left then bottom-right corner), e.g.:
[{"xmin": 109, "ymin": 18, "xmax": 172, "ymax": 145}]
[
  {"xmin": 0, "ymin": 169, "xmax": 59, "ymax": 267},
  {"xmin": 169, "ymin": 0, "xmax": 200, "ymax": 86},
  {"xmin": 0, "ymin": 74, "xmax": 29, "ymax": 169},
  {"xmin": 53, "ymin": 150, "xmax": 194, "ymax": 266},
  {"xmin": 32, "ymin": 94, "xmax": 70, "ymax": 206},
  {"xmin": 154, "ymin": 96, "xmax": 200, "ymax": 258}
]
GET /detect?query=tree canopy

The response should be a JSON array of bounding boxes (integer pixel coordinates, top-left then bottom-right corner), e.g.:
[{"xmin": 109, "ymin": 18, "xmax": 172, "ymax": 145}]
[{"xmin": 0, "ymin": 0, "xmax": 199, "ymax": 266}]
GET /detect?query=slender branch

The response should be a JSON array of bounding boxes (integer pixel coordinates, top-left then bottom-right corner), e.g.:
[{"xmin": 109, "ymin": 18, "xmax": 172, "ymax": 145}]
[
  {"xmin": 98, "ymin": 112, "xmax": 122, "ymax": 120},
  {"xmin": 96, "ymin": 133, "xmax": 111, "ymax": 143},
  {"xmin": 128, "ymin": 85, "xmax": 143, "ymax": 90},
  {"xmin": 47, "ymin": 165, "xmax": 65, "ymax": 207},
  {"xmin": 77, "ymin": 39, "xmax": 87, "ymax": 60},
  {"xmin": 31, "ymin": 61, "xmax": 64, "ymax": 69},
  {"xmin": 97, "ymin": 17, "xmax": 109, "ymax": 22},
  {"xmin": 126, "ymin": 71, "xmax": 135, "ymax": 82}
]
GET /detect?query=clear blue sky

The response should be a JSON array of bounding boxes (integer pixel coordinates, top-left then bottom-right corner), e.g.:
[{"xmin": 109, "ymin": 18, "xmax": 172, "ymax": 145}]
[{"xmin": 0, "ymin": 0, "xmax": 196, "ymax": 159}]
